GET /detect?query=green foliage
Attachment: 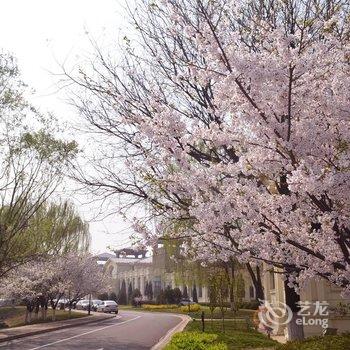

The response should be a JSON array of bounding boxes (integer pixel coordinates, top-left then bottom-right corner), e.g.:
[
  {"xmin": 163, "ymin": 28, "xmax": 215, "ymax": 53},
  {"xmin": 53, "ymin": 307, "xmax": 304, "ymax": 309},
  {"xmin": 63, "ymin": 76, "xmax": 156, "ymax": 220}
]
[
  {"xmin": 208, "ymin": 277, "xmax": 218, "ymax": 314},
  {"xmin": 142, "ymin": 304, "xmax": 178, "ymax": 310},
  {"xmin": 164, "ymin": 331, "xmax": 227, "ymax": 350},
  {"xmin": 164, "ymin": 285, "xmax": 176, "ymax": 304},
  {"xmin": 180, "ymin": 304, "xmax": 201, "ymax": 312},
  {"xmin": 98, "ymin": 292, "xmax": 109, "ymax": 301},
  {"xmin": 146, "ymin": 282, "xmax": 153, "ymax": 300},
  {"xmin": 173, "ymin": 287, "xmax": 182, "ymax": 304},
  {"xmin": 276, "ymin": 334, "xmax": 350, "ymax": 350},
  {"xmin": 0, "ymin": 201, "xmax": 89, "ymax": 278},
  {"xmin": 156, "ymin": 289, "xmax": 166, "ymax": 304},
  {"xmin": 19, "ymin": 131, "xmax": 78, "ymax": 163},
  {"xmin": 0, "ymin": 52, "xmax": 81, "ymax": 279},
  {"xmin": 109, "ymin": 292, "xmax": 117, "ymax": 302},
  {"xmin": 235, "ymin": 274, "xmax": 245, "ymax": 300},
  {"xmin": 117, "ymin": 280, "xmax": 127, "ymax": 304},
  {"xmin": 239, "ymin": 300, "xmax": 259, "ymax": 310},
  {"xmin": 185, "ymin": 321, "xmax": 277, "ymax": 349},
  {"xmin": 183, "ymin": 285, "xmax": 188, "ymax": 299},
  {"xmin": 192, "ymin": 284, "xmax": 198, "ymax": 303},
  {"xmin": 131, "ymin": 288, "xmax": 142, "ymax": 306},
  {"xmin": 127, "ymin": 282, "xmax": 133, "ymax": 304}
]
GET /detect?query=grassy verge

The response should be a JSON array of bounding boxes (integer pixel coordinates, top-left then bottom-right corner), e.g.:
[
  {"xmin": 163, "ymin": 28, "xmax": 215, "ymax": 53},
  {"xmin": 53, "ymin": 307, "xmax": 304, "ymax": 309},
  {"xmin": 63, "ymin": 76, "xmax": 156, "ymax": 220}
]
[
  {"xmin": 164, "ymin": 320, "xmax": 277, "ymax": 349},
  {"xmin": 0, "ymin": 306, "xmax": 87, "ymax": 328},
  {"xmin": 119, "ymin": 304, "xmax": 256, "ymax": 320},
  {"xmin": 276, "ymin": 333, "xmax": 350, "ymax": 350}
]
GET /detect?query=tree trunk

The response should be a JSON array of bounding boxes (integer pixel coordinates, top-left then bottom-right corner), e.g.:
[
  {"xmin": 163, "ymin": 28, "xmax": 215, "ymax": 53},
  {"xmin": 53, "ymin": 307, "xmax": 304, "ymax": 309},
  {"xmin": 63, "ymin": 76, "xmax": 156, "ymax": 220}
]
[
  {"xmin": 52, "ymin": 308, "xmax": 56, "ymax": 321},
  {"xmin": 246, "ymin": 263, "xmax": 264, "ymax": 300},
  {"xmin": 284, "ymin": 281, "xmax": 304, "ymax": 340},
  {"xmin": 229, "ymin": 261, "xmax": 235, "ymax": 312},
  {"xmin": 25, "ymin": 309, "xmax": 29, "ymax": 324},
  {"xmin": 41, "ymin": 307, "xmax": 45, "ymax": 320},
  {"xmin": 221, "ymin": 309, "xmax": 225, "ymax": 333},
  {"xmin": 34, "ymin": 300, "xmax": 39, "ymax": 320}
]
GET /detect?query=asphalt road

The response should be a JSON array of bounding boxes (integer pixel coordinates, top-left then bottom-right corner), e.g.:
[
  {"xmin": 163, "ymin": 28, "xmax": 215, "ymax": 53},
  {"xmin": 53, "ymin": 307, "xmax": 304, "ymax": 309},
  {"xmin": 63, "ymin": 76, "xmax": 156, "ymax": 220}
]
[{"xmin": 0, "ymin": 311, "xmax": 183, "ymax": 350}]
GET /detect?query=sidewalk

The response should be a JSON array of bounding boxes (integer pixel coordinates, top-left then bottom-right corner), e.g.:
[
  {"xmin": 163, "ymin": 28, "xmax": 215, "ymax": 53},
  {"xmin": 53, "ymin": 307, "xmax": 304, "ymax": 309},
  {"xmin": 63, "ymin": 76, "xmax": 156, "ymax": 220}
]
[{"xmin": 0, "ymin": 311, "xmax": 115, "ymax": 343}]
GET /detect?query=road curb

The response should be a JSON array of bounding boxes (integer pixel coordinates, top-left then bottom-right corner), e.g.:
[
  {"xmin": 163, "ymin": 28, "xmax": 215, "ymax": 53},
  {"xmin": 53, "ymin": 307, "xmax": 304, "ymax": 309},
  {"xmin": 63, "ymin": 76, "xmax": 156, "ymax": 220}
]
[
  {"xmin": 151, "ymin": 314, "xmax": 192, "ymax": 350},
  {"xmin": 0, "ymin": 314, "xmax": 116, "ymax": 344}
]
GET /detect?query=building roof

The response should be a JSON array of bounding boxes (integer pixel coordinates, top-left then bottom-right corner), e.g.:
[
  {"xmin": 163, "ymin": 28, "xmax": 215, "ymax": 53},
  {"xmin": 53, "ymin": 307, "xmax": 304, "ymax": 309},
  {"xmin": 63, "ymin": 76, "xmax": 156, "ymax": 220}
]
[
  {"xmin": 95, "ymin": 252, "xmax": 115, "ymax": 261},
  {"xmin": 108, "ymin": 256, "xmax": 152, "ymax": 265},
  {"xmin": 114, "ymin": 247, "xmax": 147, "ymax": 258}
]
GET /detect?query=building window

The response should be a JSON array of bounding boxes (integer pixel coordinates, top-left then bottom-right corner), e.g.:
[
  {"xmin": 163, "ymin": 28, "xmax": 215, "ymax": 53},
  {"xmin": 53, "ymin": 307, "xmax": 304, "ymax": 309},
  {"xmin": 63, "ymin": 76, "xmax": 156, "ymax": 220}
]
[{"xmin": 270, "ymin": 271, "xmax": 276, "ymax": 290}]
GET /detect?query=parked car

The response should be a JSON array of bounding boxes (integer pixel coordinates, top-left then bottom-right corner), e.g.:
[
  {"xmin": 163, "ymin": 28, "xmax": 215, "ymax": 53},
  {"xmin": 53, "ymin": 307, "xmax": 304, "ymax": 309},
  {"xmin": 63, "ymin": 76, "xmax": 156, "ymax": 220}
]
[
  {"xmin": 57, "ymin": 298, "xmax": 69, "ymax": 309},
  {"xmin": 0, "ymin": 299, "xmax": 13, "ymax": 307},
  {"xmin": 92, "ymin": 300, "xmax": 103, "ymax": 311},
  {"xmin": 96, "ymin": 300, "xmax": 118, "ymax": 314},
  {"xmin": 179, "ymin": 298, "xmax": 195, "ymax": 306},
  {"xmin": 75, "ymin": 300, "xmax": 91, "ymax": 310}
]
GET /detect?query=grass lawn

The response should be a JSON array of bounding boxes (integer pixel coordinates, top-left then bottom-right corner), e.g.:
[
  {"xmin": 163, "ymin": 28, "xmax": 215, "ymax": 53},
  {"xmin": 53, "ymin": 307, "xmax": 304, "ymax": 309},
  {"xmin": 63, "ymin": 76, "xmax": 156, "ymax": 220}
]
[
  {"xmin": 119, "ymin": 304, "xmax": 256, "ymax": 320},
  {"xmin": 184, "ymin": 320, "xmax": 278, "ymax": 349},
  {"xmin": 0, "ymin": 306, "xmax": 87, "ymax": 328},
  {"xmin": 276, "ymin": 333, "xmax": 350, "ymax": 350}
]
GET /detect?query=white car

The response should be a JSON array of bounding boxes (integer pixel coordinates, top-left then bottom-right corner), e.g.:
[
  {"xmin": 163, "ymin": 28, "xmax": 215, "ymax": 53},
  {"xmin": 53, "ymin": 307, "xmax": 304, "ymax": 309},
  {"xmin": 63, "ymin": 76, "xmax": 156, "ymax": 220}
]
[
  {"xmin": 75, "ymin": 300, "xmax": 91, "ymax": 310},
  {"xmin": 96, "ymin": 300, "xmax": 118, "ymax": 314},
  {"xmin": 92, "ymin": 299, "xmax": 103, "ymax": 311}
]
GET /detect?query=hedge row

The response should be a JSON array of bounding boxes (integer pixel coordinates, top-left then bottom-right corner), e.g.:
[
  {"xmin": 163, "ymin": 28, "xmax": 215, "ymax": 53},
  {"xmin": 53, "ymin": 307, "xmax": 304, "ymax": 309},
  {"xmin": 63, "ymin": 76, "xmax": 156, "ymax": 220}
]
[{"xmin": 164, "ymin": 331, "xmax": 227, "ymax": 350}]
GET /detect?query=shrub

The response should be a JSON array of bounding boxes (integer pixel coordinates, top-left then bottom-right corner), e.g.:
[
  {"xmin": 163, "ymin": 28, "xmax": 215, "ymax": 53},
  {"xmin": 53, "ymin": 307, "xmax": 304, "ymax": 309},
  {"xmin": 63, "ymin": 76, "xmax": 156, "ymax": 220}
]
[
  {"xmin": 109, "ymin": 292, "xmax": 117, "ymax": 302},
  {"xmin": 192, "ymin": 285, "xmax": 198, "ymax": 303},
  {"xmin": 156, "ymin": 289, "xmax": 166, "ymax": 304},
  {"xmin": 276, "ymin": 333, "xmax": 350, "ymax": 350},
  {"xmin": 117, "ymin": 280, "xmax": 127, "ymax": 305},
  {"xmin": 164, "ymin": 331, "xmax": 228, "ymax": 350},
  {"xmin": 180, "ymin": 304, "xmax": 201, "ymax": 312},
  {"xmin": 97, "ymin": 292, "xmax": 109, "ymax": 301},
  {"xmin": 183, "ymin": 286, "xmax": 189, "ymax": 299},
  {"xmin": 140, "ymin": 300, "xmax": 157, "ymax": 306},
  {"xmin": 127, "ymin": 282, "xmax": 133, "ymax": 304},
  {"xmin": 131, "ymin": 288, "xmax": 142, "ymax": 307},
  {"xmin": 173, "ymin": 288, "xmax": 182, "ymax": 304},
  {"xmin": 239, "ymin": 300, "xmax": 260, "ymax": 310},
  {"xmin": 142, "ymin": 304, "xmax": 178, "ymax": 310},
  {"xmin": 164, "ymin": 286, "xmax": 175, "ymax": 304}
]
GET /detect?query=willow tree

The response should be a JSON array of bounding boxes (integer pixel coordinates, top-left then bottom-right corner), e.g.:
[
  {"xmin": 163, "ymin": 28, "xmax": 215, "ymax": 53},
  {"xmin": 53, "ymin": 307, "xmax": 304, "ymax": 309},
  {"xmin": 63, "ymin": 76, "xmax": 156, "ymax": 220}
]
[{"xmin": 0, "ymin": 52, "xmax": 82, "ymax": 278}]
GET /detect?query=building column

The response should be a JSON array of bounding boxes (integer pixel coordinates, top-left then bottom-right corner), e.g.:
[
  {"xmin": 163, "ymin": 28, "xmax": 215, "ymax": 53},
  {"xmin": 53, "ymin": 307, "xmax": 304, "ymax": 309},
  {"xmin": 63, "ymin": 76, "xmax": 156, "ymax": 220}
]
[{"xmin": 140, "ymin": 276, "xmax": 145, "ymax": 295}]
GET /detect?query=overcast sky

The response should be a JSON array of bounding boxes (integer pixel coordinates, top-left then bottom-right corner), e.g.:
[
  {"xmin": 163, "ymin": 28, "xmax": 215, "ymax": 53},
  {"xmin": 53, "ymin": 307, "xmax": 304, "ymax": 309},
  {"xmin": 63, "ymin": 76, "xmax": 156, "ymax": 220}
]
[{"xmin": 0, "ymin": 0, "xmax": 136, "ymax": 253}]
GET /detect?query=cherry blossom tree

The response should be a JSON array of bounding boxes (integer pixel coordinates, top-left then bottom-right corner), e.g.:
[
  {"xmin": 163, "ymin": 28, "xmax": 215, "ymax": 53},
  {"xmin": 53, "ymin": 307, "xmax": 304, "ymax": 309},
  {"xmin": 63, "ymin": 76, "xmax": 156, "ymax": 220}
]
[
  {"xmin": 1, "ymin": 253, "xmax": 106, "ymax": 323},
  {"xmin": 62, "ymin": 253, "xmax": 108, "ymax": 316},
  {"xmin": 67, "ymin": 0, "xmax": 350, "ymax": 339}
]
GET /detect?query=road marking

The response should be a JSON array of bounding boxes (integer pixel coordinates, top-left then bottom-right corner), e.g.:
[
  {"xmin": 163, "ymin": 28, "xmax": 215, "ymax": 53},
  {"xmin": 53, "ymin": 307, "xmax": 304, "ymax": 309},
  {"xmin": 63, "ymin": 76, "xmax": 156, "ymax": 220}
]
[{"xmin": 28, "ymin": 316, "xmax": 142, "ymax": 350}]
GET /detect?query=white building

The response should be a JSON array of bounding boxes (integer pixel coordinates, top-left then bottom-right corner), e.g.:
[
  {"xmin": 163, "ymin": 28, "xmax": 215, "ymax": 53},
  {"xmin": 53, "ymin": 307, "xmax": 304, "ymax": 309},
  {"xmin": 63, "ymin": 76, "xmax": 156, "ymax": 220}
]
[{"xmin": 104, "ymin": 246, "xmax": 257, "ymax": 303}]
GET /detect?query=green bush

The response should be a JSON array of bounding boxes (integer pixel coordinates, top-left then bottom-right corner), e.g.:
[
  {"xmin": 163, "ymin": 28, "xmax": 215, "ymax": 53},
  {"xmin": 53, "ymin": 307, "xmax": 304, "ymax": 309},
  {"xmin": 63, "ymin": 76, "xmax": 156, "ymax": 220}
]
[
  {"xmin": 164, "ymin": 286, "xmax": 176, "ymax": 304},
  {"xmin": 164, "ymin": 331, "xmax": 228, "ymax": 350},
  {"xmin": 109, "ymin": 292, "xmax": 117, "ymax": 302},
  {"xmin": 142, "ymin": 304, "xmax": 178, "ymax": 310},
  {"xmin": 97, "ymin": 292, "xmax": 109, "ymax": 301},
  {"xmin": 131, "ymin": 289, "xmax": 142, "ymax": 307},
  {"xmin": 180, "ymin": 304, "xmax": 201, "ymax": 312},
  {"xmin": 277, "ymin": 334, "xmax": 350, "ymax": 350},
  {"xmin": 156, "ymin": 289, "xmax": 166, "ymax": 304},
  {"xmin": 239, "ymin": 300, "xmax": 259, "ymax": 310}
]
